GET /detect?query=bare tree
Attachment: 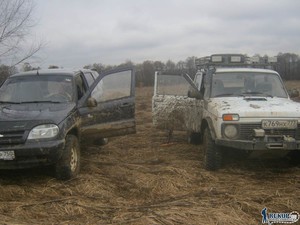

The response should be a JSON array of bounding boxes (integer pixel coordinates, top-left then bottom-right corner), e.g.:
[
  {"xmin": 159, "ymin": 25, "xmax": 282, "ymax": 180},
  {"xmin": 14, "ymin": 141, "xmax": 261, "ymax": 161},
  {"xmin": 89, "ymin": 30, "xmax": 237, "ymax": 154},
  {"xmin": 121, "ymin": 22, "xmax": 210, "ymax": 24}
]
[
  {"xmin": 0, "ymin": 0, "xmax": 42, "ymax": 67},
  {"xmin": 0, "ymin": 64, "xmax": 17, "ymax": 83},
  {"xmin": 165, "ymin": 60, "xmax": 176, "ymax": 71}
]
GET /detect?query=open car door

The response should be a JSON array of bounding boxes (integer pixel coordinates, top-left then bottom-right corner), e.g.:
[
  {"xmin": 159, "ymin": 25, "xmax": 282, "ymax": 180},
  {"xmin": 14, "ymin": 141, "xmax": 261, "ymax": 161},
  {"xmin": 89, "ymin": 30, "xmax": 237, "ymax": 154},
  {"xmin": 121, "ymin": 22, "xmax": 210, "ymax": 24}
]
[
  {"xmin": 152, "ymin": 72, "xmax": 202, "ymax": 132},
  {"xmin": 79, "ymin": 67, "xmax": 135, "ymax": 139}
]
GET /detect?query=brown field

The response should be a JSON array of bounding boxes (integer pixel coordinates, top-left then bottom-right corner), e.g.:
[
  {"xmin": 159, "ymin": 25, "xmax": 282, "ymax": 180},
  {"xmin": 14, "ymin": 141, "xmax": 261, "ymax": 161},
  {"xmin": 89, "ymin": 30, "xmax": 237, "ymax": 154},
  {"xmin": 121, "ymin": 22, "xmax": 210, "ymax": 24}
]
[{"xmin": 0, "ymin": 83, "xmax": 300, "ymax": 225}]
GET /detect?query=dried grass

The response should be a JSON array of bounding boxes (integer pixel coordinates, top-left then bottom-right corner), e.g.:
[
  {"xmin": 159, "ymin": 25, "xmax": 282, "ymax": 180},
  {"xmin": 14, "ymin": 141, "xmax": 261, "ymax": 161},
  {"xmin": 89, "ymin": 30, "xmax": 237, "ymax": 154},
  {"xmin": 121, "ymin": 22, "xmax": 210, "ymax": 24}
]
[{"xmin": 0, "ymin": 85, "xmax": 299, "ymax": 224}]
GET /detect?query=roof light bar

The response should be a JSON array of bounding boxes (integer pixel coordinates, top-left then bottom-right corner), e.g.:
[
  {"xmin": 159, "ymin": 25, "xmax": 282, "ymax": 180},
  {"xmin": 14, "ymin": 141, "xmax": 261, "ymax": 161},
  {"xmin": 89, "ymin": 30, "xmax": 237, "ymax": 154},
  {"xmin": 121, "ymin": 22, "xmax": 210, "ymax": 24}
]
[
  {"xmin": 195, "ymin": 57, "xmax": 210, "ymax": 65},
  {"xmin": 248, "ymin": 56, "xmax": 260, "ymax": 64},
  {"xmin": 195, "ymin": 54, "xmax": 277, "ymax": 68},
  {"xmin": 211, "ymin": 55, "xmax": 223, "ymax": 62},
  {"xmin": 230, "ymin": 56, "xmax": 242, "ymax": 63}
]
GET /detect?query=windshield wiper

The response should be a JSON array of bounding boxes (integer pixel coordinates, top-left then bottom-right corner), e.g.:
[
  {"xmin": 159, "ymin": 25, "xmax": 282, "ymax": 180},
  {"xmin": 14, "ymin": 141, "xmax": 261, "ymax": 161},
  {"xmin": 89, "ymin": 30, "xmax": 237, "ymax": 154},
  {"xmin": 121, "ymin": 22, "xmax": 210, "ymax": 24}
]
[
  {"xmin": 0, "ymin": 101, "xmax": 21, "ymax": 104},
  {"xmin": 241, "ymin": 92, "xmax": 273, "ymax": 98},
  {"xmin": 214, "ymin": 93, "xmax": 244, "ymax": 97},
  {"xmin": 19, "ymin": 100, "xmax": 62, "ymax": 104}
]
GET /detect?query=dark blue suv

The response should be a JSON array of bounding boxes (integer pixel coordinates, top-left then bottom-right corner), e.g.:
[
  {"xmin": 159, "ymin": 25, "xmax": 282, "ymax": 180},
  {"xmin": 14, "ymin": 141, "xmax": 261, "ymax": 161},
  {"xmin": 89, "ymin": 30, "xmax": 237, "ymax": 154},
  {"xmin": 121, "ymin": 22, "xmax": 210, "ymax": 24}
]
[{"xmin": 0, "ymin": 67, "xmax": 136, "ymax": 179}]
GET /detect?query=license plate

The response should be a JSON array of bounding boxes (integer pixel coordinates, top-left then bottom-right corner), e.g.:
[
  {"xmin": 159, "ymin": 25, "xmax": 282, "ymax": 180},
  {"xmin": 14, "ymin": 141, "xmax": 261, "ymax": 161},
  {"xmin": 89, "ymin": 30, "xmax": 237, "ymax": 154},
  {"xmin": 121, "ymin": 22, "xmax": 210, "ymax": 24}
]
[
  {"xmin": 262, "ymin": 120, "xmax": 298, "ymax": 129},
  {"xmin": 0, "ymin": 151, "xmax": 15, "ymax": 160}
]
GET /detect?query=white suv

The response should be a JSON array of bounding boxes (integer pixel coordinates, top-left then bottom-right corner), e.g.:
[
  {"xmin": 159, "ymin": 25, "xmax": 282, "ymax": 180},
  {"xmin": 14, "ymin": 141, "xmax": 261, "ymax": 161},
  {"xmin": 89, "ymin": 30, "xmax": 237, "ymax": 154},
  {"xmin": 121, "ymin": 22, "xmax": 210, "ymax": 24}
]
[{"xmin": 152, "ymin": 54, "xmax": 300, "ymax": 170}]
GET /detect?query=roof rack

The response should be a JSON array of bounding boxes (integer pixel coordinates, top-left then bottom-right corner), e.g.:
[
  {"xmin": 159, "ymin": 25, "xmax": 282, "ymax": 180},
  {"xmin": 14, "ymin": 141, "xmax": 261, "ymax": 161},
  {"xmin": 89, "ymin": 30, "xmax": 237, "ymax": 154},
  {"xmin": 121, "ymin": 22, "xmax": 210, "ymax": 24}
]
[{"xmin": 195, "ymin": 54, "xmax": 277, "ymax": 70}]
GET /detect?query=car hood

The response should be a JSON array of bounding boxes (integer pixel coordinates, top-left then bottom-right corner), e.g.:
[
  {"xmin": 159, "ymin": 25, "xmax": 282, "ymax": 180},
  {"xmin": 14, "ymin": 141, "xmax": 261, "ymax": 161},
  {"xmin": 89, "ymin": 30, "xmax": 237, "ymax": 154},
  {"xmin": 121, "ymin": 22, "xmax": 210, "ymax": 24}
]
[
  {"xmin": 0, "ymin": 102, "xmax": 76, "ymax": 125},
  {"xmin": 209, "ymin": 97, "xmax": 300, "ymax": 118}
]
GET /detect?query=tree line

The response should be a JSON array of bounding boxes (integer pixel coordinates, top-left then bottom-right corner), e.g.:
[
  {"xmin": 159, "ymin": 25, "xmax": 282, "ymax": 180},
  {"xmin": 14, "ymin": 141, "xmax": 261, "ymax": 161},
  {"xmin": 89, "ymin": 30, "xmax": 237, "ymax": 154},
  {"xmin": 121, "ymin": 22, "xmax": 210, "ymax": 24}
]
[
  {"xmin": 83, "ymin": 52, "xmax": 300, "ymax": 87},
  {"xmin": 1, "ymin": 53, "xmax": 300, "ymax": 86},
  {"xmin": 83, "ymin": 56, "xmax": 197, "ymax": 87}
]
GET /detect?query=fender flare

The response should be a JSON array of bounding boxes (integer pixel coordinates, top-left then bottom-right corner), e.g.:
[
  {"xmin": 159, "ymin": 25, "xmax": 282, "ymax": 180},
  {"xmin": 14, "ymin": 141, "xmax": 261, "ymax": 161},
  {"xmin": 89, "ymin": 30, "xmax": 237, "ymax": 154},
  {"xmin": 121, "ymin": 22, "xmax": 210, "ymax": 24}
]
[{"xmin": 201, "ymin": 117, "xmax": 217, "ymax": 140}]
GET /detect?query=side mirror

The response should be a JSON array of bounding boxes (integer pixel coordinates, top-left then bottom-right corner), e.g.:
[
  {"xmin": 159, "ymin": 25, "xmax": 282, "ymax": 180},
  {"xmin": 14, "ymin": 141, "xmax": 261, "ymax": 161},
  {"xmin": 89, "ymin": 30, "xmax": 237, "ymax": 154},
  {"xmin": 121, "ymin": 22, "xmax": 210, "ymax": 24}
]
[
  {"xmin": 188, "ymin": 89, "xmax": 203, "ymax": 99},
  {"xmin": 289, "ymin": 89, "xmax": 299, "ymax": 98},
  {"xmin": 87, "ymin": 97, "xmax": 97, "ymax": 107}
]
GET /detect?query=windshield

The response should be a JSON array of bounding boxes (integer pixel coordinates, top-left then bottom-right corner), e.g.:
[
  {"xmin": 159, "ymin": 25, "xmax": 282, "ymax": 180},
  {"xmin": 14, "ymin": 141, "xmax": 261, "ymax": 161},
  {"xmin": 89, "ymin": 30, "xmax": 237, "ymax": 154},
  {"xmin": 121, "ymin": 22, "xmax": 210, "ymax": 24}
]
[
  {"xmin": 0, "ymin": 75, "xmax": 74, "ymax": 103},
  {"xmin": 211, "ymin": 72, "xmax": 288, "ymax": 98}
]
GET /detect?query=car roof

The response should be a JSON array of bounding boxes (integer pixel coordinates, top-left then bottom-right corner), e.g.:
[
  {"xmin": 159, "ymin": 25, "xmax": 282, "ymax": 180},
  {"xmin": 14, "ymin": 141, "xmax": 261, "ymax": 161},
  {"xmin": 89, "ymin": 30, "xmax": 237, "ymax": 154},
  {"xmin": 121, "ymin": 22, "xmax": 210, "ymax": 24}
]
[
  {"xmin": 10, "ymin": 69, "xmax": 95, "ymax": 78},
  {"xmin": 215, "ymin": 67, "xmax": 279, "ymax": 74}
]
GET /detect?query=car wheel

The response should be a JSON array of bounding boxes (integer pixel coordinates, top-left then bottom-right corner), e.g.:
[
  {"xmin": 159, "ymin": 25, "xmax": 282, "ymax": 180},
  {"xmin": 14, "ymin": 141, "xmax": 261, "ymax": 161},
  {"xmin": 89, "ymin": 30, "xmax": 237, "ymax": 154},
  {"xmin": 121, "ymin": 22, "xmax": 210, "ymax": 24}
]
[
  {"xmin": 188, "ymin": 132, "xmax": 202, "ymax": 144},
  {"xmin": 288, "ymin": 150, "xmax": 300, "ymax": 166},
  {"xmin": 202, "ymin": 127, "xmax": 222, "ymax": 170},
  {"xmin": 55, "ymin": 135, "xmax": 80, "ymax": 180}
]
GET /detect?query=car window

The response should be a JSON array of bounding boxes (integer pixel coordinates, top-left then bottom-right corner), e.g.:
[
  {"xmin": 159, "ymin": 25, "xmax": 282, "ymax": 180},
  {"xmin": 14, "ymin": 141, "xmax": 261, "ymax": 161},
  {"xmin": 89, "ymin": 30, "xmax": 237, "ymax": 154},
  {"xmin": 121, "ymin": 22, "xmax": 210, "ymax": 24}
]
[
  {"xmin": 194, "ymin": 72, "xmax": 203, "ymax": 90},
  {"xmin": 84, "ymin": 72, "xmax": 95, "ymax": 87},
  {"xmin": 75, "ymin": 74, "xmax": 87, "ymax": 100},
  {"xmin": 91, "ymin": 71, "xmax": 99, "ymax": 80},
  {"xmin": 91, "ymin": 70, "xmax": 131, "ymax": 102},
  {"xmin": 155, "ymin": 74, "xmax": 191, "ymax": 96}
]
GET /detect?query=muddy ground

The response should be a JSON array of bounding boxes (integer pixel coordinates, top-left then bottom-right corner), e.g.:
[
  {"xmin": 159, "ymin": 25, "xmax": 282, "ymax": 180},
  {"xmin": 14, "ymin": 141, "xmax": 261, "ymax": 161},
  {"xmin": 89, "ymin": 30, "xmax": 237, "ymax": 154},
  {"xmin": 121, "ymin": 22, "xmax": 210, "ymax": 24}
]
[{"xmin": 0, "ymin": 86, "xmax": 299, "ymax": 225}]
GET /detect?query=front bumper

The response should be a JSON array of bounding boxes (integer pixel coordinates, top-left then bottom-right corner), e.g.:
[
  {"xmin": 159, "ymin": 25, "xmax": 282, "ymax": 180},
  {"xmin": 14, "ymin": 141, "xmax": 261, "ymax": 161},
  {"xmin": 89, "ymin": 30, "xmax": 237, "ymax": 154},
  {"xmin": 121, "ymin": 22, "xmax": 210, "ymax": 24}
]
[
  {"xmin": 215, "ymin": 138, "xmax": 300, "ymax": 151},
  {"xmin": 0, "ymin": 139, "xmax": 65, "ymax": 169}
]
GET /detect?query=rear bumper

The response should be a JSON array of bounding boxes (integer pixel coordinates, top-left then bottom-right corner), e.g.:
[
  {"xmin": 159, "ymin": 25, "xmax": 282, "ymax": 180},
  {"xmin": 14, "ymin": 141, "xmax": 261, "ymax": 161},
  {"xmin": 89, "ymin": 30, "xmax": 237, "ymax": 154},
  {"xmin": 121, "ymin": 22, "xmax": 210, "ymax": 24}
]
[
  {"xmin": 0, "ymin": 139, "xmax": 65, "ymax": 169},
  {"xmin": 215, "ymin": 138, "xmax": 300, "ymax": 151}
]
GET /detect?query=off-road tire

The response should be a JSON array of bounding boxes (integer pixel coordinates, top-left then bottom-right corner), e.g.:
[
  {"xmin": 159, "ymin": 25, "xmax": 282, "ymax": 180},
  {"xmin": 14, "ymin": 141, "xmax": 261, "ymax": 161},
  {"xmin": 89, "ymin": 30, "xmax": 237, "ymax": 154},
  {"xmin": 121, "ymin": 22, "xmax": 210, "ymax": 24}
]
[
  {"xmin": 202, "ymin": 128, "xmax": 222, "ymax": 170},
  {"xmin": 55, "ymin": 135, "xmax": 80, "ymax": 180},
  {"xmin": 188, "ymin": 132, "xmax": 202, "ymax": 145},
  {"xmin": 288, "ymin": 150, "xmax": 300, "ymax": 166}
]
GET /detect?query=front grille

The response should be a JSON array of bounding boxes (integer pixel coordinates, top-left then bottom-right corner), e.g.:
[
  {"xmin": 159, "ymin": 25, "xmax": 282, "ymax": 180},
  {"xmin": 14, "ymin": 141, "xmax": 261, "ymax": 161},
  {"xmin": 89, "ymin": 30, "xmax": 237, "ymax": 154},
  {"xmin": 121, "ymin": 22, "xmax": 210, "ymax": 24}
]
[
  {"xmin": 239, "ymin": 123, "xmax": 300, "ymax": 140},
  {"xmin": 0, "ymin": 130, "xmax": 26, "ymax": 145}
]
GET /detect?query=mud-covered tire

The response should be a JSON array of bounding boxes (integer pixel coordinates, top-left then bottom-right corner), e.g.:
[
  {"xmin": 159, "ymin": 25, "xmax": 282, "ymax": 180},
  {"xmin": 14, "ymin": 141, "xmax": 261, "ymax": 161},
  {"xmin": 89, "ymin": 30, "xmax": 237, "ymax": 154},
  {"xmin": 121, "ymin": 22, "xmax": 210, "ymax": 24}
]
[
  {"xmin": 288, "ymin": 150, "xmax": 300, "ymax": 166},
  {"xmin": 188, "ymin": 132, "xmax": 202, "ymax": 145},
  {"xmin": 55, "ymin": 135, "xmax": 80, "ymax": 180},
  {"xmin": 202, "ymin": 128, "xmax": 222, "ymax": 170}
]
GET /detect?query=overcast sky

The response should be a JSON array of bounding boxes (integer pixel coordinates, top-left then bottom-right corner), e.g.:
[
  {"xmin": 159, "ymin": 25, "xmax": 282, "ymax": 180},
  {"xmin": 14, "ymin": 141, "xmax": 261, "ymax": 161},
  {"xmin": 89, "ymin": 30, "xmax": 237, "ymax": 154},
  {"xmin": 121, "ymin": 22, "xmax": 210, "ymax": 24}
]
[{"xmin": 31, "ymin": 0, "xmax": 300, "ymax": 69}]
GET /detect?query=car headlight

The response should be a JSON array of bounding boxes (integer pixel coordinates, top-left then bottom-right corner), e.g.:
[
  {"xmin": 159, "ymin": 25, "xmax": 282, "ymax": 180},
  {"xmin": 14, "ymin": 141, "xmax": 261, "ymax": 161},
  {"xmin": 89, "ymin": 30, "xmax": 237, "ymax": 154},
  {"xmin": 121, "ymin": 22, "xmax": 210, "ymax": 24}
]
[
  {"xmin": 223, "ymin": 124, "xmax": 238, "ymax": 139},
  {"xmin": 28, "ymin": 124, "xmax": 59, "ymax": 139}
]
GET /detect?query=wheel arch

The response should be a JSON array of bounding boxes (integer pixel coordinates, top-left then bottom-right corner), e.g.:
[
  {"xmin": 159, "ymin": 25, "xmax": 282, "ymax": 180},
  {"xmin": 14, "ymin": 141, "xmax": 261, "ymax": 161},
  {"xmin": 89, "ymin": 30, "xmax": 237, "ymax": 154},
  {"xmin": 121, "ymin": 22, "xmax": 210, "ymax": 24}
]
[
  {"xmin": 66, "ymin": 126, "xmax": 80, "ymax": 140},
  {"xmin": 201, "ymin": 117, "xmax": 217, "ymax": 140}
]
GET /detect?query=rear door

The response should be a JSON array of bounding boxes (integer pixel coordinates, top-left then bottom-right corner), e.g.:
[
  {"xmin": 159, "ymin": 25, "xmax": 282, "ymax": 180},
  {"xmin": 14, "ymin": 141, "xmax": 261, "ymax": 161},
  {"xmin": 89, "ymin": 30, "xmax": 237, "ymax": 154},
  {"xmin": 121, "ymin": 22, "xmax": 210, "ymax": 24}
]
[
  {"xmin": 79, "ymin": 67, "xmax": 135, "ymax": 139},
  {"xmin": 152, "ymin": 72, "xmax": 202, "ymax": 132}
]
